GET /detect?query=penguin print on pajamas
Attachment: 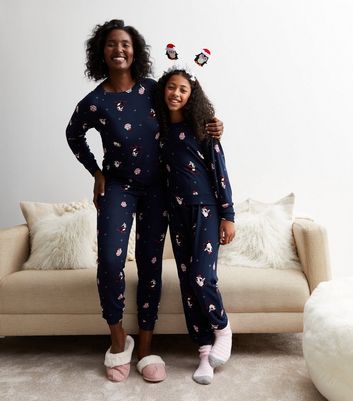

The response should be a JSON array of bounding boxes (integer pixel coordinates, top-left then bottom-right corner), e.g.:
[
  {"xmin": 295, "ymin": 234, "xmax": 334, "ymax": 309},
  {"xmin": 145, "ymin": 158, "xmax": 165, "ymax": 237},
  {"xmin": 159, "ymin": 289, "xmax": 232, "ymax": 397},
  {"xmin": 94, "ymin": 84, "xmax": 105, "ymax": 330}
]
[
  {"xmin": 116, "ymin": 100, "xmax": 126, "ymax": 111},
  {"xmin": 132, "ymin": 146, "xmax": 140, "ymax": 157},
  {"xmin": 204, "ymin": 241, "xmax": 213, "ymax": 254},
  {"xmin": 201, "ymin": 207, "xmax": 210, "ymax": 218},
  {"xmin": 196, "ymin": 275, "xmax": 205, "ymax": 287},
  {"xmin": 220, "ymin": 177, "xmax": 226, "ymax": 189},
  {"xmin": 175, "ymin": 234, "xmax": 182, "ymax": 246},
  {"xmin": 176, "ymin": 196, "xmax": 183, "ymax": 205},
  {"xmin": 188, "ymin": 161, "xmax": 196, "ymax": 172}
]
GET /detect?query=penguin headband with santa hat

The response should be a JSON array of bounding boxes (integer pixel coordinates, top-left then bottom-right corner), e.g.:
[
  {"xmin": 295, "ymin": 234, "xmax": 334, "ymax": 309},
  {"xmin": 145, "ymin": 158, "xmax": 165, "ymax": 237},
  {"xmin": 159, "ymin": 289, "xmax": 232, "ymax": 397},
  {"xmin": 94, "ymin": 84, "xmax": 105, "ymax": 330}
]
[{"xmin": 164, "ymin": 43, "xmax": 211, "ymax": 80}]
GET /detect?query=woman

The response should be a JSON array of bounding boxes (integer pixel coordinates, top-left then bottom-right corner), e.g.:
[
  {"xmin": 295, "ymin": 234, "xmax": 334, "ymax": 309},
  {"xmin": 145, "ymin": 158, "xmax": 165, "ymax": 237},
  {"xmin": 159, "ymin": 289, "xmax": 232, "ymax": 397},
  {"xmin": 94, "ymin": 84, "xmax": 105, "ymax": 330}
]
[{"xmin": 66, "ymin": 19, "xmax": 223, "ymax": 383}]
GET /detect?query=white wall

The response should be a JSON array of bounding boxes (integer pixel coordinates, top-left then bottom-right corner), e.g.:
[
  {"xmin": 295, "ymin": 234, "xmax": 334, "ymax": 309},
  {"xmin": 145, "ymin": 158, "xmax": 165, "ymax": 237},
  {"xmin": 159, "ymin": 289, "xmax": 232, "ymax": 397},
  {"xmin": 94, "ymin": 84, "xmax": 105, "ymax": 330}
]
[{"xmin": 1, "ymin": 0, "xmax": 352, "ymax": 277}]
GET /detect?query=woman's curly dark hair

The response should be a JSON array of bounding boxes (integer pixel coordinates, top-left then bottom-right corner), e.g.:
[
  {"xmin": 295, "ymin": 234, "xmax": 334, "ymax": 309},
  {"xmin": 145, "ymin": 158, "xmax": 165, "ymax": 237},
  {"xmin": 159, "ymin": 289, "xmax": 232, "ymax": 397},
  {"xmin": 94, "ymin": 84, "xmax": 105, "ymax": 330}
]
[
  {"xmin": 154, "ymin": 69, "xmax": 215, "ymax": 142},
  {"xmin": 85, "ymin": 19, "xmax": 152, "ymax": 81}
]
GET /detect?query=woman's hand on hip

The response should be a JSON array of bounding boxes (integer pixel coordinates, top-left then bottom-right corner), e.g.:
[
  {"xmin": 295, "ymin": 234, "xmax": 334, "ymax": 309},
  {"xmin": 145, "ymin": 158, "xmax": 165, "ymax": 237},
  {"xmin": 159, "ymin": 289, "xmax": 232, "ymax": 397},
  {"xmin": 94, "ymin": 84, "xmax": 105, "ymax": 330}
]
[
  {"xmin": 93, "ymin": 170, "xmax": 105, "ymax": 209},
  {"xmin": 219, "ymin": 220, "xmax": 236, "ymax": 245}
]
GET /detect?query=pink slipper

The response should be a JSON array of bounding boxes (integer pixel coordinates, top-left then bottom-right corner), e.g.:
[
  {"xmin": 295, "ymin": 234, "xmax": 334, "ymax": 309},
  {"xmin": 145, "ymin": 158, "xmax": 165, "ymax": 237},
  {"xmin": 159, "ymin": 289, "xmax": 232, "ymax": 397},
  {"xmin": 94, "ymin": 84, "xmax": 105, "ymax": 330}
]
[
  {"xmin": 104, "ymin": 335, "xmax": 135, "ymax": 382},
  {"xmin": 105, "ymin": 363, "xmax": 130, "ymax": 382},
  {"xmin": 136, "ymin": 355, "xmax": 166, "ymax": 382}
]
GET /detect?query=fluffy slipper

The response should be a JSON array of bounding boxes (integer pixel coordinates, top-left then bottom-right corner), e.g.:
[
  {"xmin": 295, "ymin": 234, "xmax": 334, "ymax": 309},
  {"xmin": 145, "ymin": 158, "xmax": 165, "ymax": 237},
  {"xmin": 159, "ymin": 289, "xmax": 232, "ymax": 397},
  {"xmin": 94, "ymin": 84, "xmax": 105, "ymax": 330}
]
[
  {"xmin": 136, "ymin": 355, "xmax": 166, "ymax": 382},
  {"xmin": 104, "ymin": 335, "xmax": 135, "ymax": 382}
]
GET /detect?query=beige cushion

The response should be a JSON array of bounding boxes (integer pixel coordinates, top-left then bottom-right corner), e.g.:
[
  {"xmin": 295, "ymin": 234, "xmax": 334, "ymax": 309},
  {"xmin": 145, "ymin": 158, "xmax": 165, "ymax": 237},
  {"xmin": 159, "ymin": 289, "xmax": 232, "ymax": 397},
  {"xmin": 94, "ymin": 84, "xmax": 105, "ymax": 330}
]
[
  {"xmin": 23, "ymin": 208, "xmax": 97, "ymax": 270},
  {"xmin": 20, "ymin": 200, "xmax": 136, "ymax": 266},
  {"xmin": 218, "ymin": 193, "xmax": 300, "ymax": 269},
  {"xmin": 20, "ymin": 200, "xmax": 91, "ymax": 228},
  {"xmin": 0, "ymin": 259, "xmax": 309, "ymax": 315}
]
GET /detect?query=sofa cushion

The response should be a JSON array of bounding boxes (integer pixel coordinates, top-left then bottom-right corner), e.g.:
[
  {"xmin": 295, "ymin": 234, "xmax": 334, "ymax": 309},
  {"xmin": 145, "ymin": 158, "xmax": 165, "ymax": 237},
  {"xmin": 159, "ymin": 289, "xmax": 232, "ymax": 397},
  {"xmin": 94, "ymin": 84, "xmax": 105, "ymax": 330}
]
[
  {"xmin": 161, "ymin": 260, "xmax": 310, "ymax": 313},
  {"xmin": 23, "ymin": 208, "xmax": 97, "ymax": 270},
  {"xmin": 0, "ymin": 259, "xmax": 309, "ymax": 315},
  {"xmin": 218, "ymin": 193, "xmax": 301, "ymax": 269},
  {"xmin": 20, "ymin": 200, "xmax": 136, "ymax": 266}
]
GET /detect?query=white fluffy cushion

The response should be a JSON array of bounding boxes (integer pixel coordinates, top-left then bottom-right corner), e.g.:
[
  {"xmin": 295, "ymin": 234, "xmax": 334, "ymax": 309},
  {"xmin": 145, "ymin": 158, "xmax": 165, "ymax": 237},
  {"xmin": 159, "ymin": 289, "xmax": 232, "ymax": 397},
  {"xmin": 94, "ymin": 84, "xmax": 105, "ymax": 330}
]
[
  {"xmin": 23, "ymin": 208, "xmax": 97, "ymax": 270},
  {"xmin": 20, "ymin": 200, "xmax": 136, "ymax": 270},
  {"xmin": 303, "ymin": 278, "xmax": 353, "ymax": 401},
  {"xmin": 218, "ymin": 193, "xmax": 301, "ymax": 269}
]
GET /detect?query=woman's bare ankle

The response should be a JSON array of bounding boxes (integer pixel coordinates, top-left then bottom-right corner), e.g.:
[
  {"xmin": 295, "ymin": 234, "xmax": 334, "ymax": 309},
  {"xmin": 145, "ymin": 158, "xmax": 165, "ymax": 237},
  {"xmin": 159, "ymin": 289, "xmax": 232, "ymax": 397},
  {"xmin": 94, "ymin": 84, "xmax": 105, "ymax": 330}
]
[
  {"xmin": 137, "ymin": 329, "xmax": 153, "ymax": 360},
  {"xmin": 109, "ymin": 323, "xmax": 126, "ymax": 353}
]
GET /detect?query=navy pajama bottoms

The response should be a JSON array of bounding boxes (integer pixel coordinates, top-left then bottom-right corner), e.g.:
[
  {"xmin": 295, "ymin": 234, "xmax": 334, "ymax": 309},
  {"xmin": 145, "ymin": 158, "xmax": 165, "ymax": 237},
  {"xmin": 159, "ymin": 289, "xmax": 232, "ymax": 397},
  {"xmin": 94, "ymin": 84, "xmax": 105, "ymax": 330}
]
[
  {"xmin": 96, "ymin": 178, "xmax": 168, "ymax": 330},
  {"xmin": 168, "ymin": 201, "xmax": 228, "ymax": 346}
]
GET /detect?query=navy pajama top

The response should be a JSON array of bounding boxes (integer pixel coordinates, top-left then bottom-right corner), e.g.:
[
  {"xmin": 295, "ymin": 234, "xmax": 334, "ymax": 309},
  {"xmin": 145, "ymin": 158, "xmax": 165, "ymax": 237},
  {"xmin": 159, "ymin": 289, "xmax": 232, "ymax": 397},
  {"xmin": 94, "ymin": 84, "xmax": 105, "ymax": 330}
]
[
  {"xmin": 160, "ymin": 122, "xmax": 235, "ymax": 222},
  {"xmin": 66, "ymin": 78, "xmax": 161, "ymax": 187}
]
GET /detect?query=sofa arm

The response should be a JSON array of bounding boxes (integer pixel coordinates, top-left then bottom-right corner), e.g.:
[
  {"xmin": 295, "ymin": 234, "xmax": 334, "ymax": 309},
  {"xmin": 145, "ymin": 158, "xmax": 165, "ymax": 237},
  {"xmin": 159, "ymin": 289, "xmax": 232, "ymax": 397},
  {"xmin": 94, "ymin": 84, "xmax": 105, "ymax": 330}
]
[
  {"xmin": 292, "ymin": 218, "xmax": 331, "ymax": 293},
  {"xmin": 0, "ymin": 224, "xmax": 30, "ymax": 279}
]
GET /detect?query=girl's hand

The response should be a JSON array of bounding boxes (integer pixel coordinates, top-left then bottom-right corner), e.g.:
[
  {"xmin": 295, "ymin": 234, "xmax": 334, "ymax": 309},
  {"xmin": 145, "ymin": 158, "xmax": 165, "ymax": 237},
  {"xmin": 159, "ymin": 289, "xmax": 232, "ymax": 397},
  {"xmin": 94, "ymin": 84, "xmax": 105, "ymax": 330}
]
[
  {"xmin": 206, "ymin": 117, "xmax": 224, "ymax": 139},
  {"xmin": 219, "ymin": 220, "xmax": 236, "ymax": 245},
  {"xmin": 93, "ymin": 170, "xmax": 105, "ymax": 209}
]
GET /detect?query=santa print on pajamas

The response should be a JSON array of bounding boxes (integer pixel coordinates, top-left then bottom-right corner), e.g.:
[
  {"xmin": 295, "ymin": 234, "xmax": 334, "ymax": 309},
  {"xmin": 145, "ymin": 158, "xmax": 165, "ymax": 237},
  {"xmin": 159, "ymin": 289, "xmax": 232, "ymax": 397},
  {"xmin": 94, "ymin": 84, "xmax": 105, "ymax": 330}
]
[
  {"xmin": 66, "ymin": 78, "xmax": 168, "ymax": 330},
  {"xmin": 160, "ymin": 121, "xmax": 235, "ymax": 346}
]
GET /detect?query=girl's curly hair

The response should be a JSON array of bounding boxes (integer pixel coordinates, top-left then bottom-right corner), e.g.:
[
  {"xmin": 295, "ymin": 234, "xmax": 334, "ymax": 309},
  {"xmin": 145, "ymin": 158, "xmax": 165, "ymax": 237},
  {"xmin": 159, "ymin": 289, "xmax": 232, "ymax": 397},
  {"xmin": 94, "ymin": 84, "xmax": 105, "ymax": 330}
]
[
  {"xmin": 154, "ymin": 69, "xmax": 215, "ymax": 142},
  {"xmin": 85, "ymin": 19, "xmax": 152, "ymax": 81}
]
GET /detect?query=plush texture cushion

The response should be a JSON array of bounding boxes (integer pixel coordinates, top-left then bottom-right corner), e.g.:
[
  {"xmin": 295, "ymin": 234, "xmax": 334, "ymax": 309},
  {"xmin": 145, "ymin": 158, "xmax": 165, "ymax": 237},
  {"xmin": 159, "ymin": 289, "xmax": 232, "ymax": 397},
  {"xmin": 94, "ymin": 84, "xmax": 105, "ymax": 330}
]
[
  {"xmin": 20, "ymin": 200, "xmax": 136, "ymax": 270},
  {"xmin": 218, "ymin": 193, "xmax": 301, "ymax": 269},
  {"xmin": 23, "ymin": 208, "xmax": 97, "ymax": 270},
  {"xmin": 20, "ymin": 200, "xmax": 91, "ymax": 227}
]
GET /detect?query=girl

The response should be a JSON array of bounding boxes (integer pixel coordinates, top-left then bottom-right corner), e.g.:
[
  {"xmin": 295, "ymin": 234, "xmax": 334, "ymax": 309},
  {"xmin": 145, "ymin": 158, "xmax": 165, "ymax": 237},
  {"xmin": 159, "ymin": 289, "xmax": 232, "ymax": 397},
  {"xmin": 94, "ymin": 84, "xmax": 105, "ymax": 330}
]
[
  {"xmin": 66, "ymin": 20, "xmax": 224, "ymax": 383},
  {"xmin": 155, "ymin": 68, "xmax": 236, "ymax": 385}
]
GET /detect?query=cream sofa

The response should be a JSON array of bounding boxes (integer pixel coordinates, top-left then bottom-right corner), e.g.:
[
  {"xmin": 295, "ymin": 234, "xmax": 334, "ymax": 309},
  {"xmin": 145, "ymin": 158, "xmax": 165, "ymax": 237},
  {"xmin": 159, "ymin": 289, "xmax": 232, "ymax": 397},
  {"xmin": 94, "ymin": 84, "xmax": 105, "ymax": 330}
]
[{"xmin": 0, "ymin": 218, "xmax": 331, "ymax": 336}]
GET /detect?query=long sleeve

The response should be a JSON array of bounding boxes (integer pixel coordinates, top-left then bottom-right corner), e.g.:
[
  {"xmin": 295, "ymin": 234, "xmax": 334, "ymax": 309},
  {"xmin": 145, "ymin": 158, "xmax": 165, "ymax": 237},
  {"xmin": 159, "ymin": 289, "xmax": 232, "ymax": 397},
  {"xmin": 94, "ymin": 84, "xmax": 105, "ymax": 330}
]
[
  {"xmin": 66, "ymin": 99, "xmax": 100, "ymax": 177},
  {"xmin": 207, "ymin": 138, "xmax": 235, "ymax": 222}
]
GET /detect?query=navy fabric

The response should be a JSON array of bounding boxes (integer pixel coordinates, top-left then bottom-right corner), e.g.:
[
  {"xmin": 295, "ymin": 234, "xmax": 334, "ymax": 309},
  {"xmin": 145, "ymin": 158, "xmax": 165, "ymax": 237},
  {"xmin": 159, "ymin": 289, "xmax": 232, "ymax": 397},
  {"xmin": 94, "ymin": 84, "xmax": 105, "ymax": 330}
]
[
  {"xmin": 160, "ymin": 122, "xmax": 235, "ymax": 221},
  {"xmin": 96, "ymin": 178, "xmax": 168, "ymax": 329},
  {"xmin": 169, "ymin": 202, "xmax": 228, "ymax": 345},
  {"xmin": 161, "ymin": 122, "xmax": 233, "ymax": 345},
  {"xmin": 66, "ymin": 79, "xmax": 168, "ymax": 329},
  {"xmin": 66, "ymin": 78, "xmax": 162, "ymax": 186}
]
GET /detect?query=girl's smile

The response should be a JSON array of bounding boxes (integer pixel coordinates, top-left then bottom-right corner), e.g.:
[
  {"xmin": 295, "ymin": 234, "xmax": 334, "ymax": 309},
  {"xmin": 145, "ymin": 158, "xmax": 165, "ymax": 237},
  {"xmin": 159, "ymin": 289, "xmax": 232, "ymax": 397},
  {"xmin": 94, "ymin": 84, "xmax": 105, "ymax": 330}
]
[{"xmin": 164, "ymin": 75, "xmax": 192, "ymax": 122}]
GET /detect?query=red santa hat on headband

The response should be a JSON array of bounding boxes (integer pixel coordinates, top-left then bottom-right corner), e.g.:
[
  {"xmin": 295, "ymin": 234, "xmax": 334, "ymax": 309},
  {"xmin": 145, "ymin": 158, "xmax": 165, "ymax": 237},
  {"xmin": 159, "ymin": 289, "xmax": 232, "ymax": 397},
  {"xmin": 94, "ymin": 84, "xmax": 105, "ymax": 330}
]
[
  {"xmin": 166, "ymin": 43, "xmax": 178, "ymax": 60},
  {"xmin": 194, "ymin": 48, "xmax": 211, "ymax": 67}
]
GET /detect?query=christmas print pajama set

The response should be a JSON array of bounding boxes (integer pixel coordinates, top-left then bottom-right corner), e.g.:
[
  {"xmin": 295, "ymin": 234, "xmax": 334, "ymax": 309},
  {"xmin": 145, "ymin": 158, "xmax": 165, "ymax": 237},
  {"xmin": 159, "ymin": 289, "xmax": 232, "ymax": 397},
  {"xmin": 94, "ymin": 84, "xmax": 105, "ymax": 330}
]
[
  {"xmin": 66, "ymin": 79, "xmax": 168, "ymax": 330},
  {"xmin": 160, "ymin": 122, "xmax": 235, "ymax": 346}
]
